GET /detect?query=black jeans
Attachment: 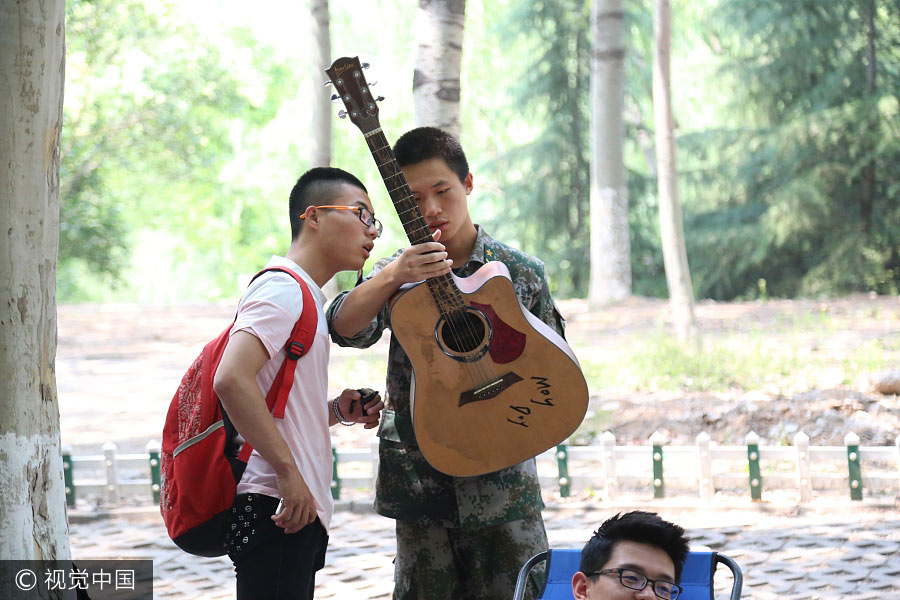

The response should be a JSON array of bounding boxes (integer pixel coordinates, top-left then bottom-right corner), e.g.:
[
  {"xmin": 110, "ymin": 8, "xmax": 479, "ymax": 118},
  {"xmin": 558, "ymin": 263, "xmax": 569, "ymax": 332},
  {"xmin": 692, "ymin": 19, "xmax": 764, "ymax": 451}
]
[{"xmin": 226, "ymin": 493, "xmax": 328, "ymax": 600}]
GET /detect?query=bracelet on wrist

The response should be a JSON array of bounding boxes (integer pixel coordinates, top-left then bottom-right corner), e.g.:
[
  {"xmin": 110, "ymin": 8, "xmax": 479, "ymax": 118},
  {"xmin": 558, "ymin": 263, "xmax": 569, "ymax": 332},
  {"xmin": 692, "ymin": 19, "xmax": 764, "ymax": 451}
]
[{"xmin": 331, "ymin": 398, "xmax": 354, "ymax": 426}]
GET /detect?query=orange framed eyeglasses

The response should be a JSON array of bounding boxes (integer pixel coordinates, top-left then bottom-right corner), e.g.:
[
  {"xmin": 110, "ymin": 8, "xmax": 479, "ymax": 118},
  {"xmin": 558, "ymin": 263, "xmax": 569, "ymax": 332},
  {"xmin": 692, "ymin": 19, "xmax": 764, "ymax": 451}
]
[{"xmin": 300, "ymin": 205, "xmax": 383, "ymax": 237}]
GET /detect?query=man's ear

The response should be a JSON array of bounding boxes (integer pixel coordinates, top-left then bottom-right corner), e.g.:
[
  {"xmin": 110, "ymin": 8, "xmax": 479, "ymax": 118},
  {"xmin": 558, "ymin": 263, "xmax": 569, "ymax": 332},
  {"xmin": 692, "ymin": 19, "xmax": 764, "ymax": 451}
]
[
  {"xmin": 464, "ymin": 172, "xmax": 473, "ymax": 195},
  {"xmin": 572, "ymin": 571, "xmax": 590, "ymax": 600},
  {"xmin": 303, "ymin": 206, "xmax": 321, "ymax": 230}
]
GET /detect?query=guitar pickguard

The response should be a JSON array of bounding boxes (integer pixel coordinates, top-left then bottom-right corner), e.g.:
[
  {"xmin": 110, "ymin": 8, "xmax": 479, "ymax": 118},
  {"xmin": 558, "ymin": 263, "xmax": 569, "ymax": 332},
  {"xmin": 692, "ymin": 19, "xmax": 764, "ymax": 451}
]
[{"xmin": 469, "ymin": 301, "xmax": 526, "ymax": 364}]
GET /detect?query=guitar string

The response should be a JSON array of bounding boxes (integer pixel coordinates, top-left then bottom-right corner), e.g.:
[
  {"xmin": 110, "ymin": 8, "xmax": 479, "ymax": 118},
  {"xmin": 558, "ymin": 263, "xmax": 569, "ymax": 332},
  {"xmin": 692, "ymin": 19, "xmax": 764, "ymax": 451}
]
[
  {"xmin": 372, "ymin": 139, "xmax": 483, "ymax": 372},
  {"xmin": 381, "ymin": 159, "xmax": 490, "ymax": 384},
  {"xmin": 368, "ymin": 134, "xmax": 483, "ymax": 385},
  {"xmin": 337, "ymin": 72, "xmax": 499, "ymax": 391},
  {"xmin": 367, "ymin": 131, "xmax": 498, "ymax": 388}
]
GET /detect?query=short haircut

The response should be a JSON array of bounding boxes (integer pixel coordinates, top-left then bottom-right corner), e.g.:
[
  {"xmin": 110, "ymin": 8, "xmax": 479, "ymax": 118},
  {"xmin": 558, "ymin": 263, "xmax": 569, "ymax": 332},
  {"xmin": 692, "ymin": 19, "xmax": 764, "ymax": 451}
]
[
  {"xmin": 392, "ymin": 126, "xmax": 469, "ymax": 184},
  {"xmin": 288, "ymin": 167, "xmax": 368, "ymax": 240},
  {"xmin": 580, "ymin": 511, "xmax": 690, "ymax": 582}
]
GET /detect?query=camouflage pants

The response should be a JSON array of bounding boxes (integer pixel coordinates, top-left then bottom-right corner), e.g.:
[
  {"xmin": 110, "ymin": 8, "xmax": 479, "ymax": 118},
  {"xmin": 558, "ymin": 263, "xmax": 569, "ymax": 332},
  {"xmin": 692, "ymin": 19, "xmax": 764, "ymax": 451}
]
[{"xmin": 392, "ymin": 512, "xmax": 548, "ymax": 600}]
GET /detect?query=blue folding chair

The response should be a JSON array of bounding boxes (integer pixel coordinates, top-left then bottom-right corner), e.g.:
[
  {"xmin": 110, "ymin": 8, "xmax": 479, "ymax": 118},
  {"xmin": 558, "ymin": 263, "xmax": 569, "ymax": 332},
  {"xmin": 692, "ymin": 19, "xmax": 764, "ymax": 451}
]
[{"xmin": 513, "ymin": 548, "xmax": 742, "ymax": 600}]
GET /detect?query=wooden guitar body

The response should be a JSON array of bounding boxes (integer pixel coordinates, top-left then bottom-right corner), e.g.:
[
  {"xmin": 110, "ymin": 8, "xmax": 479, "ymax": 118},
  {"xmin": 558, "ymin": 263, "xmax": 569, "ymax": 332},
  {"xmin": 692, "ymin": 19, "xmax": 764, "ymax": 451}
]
[{"xmin": 390, "ymin": 261, "xmax": 588, "ymax": 476}]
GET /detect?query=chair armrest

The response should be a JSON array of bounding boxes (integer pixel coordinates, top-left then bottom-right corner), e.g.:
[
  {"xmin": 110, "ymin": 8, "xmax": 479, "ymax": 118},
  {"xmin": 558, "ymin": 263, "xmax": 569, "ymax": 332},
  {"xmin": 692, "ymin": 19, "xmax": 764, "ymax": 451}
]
[
  {"xmin": 715, "ymin": 553, "xmax": 743, "ymax": 600},
  {"xmin": 513, "ymin": 550, "xmax": 550, "ymax": 600}
]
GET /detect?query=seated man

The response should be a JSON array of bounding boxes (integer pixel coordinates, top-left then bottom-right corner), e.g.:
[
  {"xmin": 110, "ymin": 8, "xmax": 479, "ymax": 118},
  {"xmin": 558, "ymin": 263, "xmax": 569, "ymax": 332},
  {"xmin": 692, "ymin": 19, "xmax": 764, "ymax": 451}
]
[{"xmin": 572, "ymin": 511, "xmax": 689, "ymax": 600}]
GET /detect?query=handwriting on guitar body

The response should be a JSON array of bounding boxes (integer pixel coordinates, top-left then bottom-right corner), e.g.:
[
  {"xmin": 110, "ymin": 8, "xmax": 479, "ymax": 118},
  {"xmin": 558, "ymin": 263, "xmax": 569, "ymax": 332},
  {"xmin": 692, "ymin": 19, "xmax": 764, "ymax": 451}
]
[{"xmin": 506, "ymin": 376, "xmax": 555, "ymax": 428}]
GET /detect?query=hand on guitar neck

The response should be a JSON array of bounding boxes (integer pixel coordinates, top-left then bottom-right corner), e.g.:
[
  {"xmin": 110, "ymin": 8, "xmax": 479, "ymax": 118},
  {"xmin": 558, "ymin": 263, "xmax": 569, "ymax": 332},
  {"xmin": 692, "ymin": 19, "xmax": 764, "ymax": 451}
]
[
  {"xmin": 385, "ymin": 228, "xmax": 454, "ymax": 285},
  {"xmin": 331, "ymin": 229, "xmax": 453, "ymax": 339}
]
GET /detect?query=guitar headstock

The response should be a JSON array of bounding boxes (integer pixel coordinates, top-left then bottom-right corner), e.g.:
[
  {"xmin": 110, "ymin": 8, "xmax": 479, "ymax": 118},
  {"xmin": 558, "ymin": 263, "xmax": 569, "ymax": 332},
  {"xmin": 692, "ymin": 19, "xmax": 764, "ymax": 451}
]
[{"xmin": 326, "ymin": 56, "xmax": 381, "ymax": 134}]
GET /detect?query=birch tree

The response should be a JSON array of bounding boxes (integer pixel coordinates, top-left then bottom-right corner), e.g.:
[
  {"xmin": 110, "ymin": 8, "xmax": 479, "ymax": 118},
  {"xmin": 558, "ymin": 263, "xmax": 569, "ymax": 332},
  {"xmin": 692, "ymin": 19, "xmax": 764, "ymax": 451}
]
[
  {"xmin": 310, "ymin": 0, "xmax": 332, "ymax": 168},
  {"xmin": 0, "ymin": 0, "xmax": 70, "ymax": 560},
  {"xmin": 588, "ymin": 0, "xmax": 631, "ymax": 306},
  {"xmin": 413, "ymin": 0, "xmax": 466, "ymax": 138},
  {"xmin": 652, "ymin": 0, "xmax": 696, "ymax": 342},
  {"xmin": 309, "ymin": 0, "xmax": 340, "ymax": 298}
]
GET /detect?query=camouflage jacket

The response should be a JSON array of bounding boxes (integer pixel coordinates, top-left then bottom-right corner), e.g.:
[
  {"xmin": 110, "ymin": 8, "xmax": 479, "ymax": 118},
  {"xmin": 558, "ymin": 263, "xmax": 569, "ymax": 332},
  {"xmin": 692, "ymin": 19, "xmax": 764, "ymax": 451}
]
[{"xmin": 326, "ymin": 226, "xmax": 566, "ymax": 530}]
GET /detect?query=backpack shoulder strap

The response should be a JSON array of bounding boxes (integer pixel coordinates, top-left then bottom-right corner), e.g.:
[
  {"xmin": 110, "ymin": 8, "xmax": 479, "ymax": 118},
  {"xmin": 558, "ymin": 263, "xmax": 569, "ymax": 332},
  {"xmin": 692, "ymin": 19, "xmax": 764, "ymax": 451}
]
[
  {"xmin": 259, "ymin": 267, "xmax": 317, "ymax": 418},
  {"xmin": 236, "ymin": 266, "xmax": 318, "ymax": 462},
  {"xmin": 249, "ymin": 266, "xmax": 318, "ymax": 359},
  {"xmin": 271, "ymin": 267, "xmax": 317, "ymax": 362}
]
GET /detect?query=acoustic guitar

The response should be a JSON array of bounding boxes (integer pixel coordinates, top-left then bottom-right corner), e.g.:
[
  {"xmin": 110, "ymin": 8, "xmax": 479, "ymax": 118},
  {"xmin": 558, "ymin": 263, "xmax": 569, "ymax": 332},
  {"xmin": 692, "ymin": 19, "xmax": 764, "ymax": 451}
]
[{"xmin": 327, "ymin": 56, "xmax": 588, "ymax": 476}]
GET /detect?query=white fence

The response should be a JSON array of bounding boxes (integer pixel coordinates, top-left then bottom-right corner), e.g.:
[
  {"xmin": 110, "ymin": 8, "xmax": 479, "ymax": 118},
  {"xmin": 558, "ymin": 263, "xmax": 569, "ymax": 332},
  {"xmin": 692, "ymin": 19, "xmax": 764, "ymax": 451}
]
[{"xmin": 62, "ymin": 431, "xmax": 900, "ymax": 507}]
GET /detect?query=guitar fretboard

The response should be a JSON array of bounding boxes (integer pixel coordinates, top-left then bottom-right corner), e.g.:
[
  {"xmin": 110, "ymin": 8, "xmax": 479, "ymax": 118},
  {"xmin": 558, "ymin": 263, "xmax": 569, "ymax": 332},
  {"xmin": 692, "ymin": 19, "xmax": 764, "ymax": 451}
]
[{"xmin": 363, "ymin": 129, "xmax": 465, "ymax": 315}]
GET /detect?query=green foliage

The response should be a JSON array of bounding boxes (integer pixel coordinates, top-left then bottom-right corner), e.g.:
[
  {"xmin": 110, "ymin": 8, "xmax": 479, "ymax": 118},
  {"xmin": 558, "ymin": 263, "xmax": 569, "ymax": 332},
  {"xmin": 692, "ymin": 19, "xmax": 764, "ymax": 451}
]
[
  {"xmin": 480, "ymin": 0, "xmax": 592, "ymax": 298},
  {"xmin": 580, "ymin": 323, "xmax": 887, "ymax": 394},
  {"xmin": 679, "ymin": 0, "xmax": 900, "ymax": 299},
  {"xmin": 578, "ymin": 330, "xmax": 798, "ymax": 392},
  {"xmin": 61, "ymin": 0, "xmax": 296, "ymax": 301},
  {"xmin": 627, "ymin": 173, "xmax": 668, "ymax": 298},
  {"xmin": 480, "ymin": 0, "xmax": 669, "ymax": 299},
  {"xmin": 841, "ymin": 337, "xmax": 891, "ymax": 385},
  {"xmin": 58, "ymin": 0, "xmax": 900, "ymax": 303}
]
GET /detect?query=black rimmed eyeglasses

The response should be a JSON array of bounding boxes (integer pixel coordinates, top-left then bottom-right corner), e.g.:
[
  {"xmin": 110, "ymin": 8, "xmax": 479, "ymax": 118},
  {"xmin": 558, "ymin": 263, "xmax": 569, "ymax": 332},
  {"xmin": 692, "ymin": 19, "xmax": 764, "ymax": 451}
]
[
  {"xmin": 588, "ymin": 568, "xmax": 682, "ymax": 600},
  {"xmin": 301, "ymin": 205, "xmax": 383, "ymax": 237}
]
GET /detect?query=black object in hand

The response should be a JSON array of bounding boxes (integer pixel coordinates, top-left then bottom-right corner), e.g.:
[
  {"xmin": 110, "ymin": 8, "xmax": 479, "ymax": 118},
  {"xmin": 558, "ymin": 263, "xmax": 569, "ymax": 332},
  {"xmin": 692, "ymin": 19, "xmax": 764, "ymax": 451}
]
[{"xmin": 357, "ymin": 387, "xmax": 378, "ymax": 416}]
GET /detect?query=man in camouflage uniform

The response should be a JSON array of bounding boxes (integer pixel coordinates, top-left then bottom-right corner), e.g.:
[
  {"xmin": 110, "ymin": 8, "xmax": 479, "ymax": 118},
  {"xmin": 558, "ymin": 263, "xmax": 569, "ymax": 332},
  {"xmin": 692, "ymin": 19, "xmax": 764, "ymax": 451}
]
[{"xmin": 327, "ymin": 127, "xmax": 565, "ymax": 599}]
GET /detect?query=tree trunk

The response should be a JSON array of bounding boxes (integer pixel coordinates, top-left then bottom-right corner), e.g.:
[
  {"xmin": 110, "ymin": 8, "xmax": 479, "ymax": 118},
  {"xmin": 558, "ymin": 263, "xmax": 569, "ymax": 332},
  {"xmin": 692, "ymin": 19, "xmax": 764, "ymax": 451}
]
[
  {"xmin": 413, "ymin": 0, "xmax": 466, "ymax": 139},
  {"xmin": 309, "ymin": 0, "xmax": 332, "ymax": 168},
  {"xmin": 652, "ymin": 0, "xmax": 697, "ymax": 342},
  {"xmin": 588, "ymin": 0, "xmax": 632, "ymax": 306},
  {"xmin": 0, "ymin": 0, "xmax": 70, "ymax": 561},
  {"xmin": 309, "ymin": 0, "xmax": 340, "ymax": 298}
]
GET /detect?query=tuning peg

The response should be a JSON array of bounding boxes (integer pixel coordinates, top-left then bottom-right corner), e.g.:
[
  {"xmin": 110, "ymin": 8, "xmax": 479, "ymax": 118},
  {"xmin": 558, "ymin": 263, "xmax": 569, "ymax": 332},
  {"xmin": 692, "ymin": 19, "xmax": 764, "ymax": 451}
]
[
  {"xmin": 375, "ymin": 96, "xmax": 385, "ymax": 102},
  {"xmin": 338, "ymin": 110, "xmax": 348, "ymax": 119},
  {"xmin": 331, "ymin": 93, "xmax": 340, "ymax": 103},
  {"xmin": 362, "ymin": 62, "xmax": 370, "ymax": 69},
  {"xmin": 324, "ymin": 80, "xmax": 333, "ymax": 86}
]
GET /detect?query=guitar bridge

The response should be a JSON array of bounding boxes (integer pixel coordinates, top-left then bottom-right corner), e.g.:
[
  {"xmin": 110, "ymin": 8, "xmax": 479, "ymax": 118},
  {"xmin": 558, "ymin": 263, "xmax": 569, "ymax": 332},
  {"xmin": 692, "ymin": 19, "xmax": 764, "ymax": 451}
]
[{"xmin": 459, "ymin": 372, "xmax": 523, "ymax": 407}]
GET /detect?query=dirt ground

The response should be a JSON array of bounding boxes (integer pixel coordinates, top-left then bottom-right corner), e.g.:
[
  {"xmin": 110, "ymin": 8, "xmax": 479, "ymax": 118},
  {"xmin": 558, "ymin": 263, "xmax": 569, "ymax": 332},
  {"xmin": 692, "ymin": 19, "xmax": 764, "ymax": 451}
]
[
  {"xmin": 564, "ymin": 294, "xmax": 900, "ymax": 447},
  {"xmin": 55, "ymin": 293, "xmax": 900, "ymax": 456}
]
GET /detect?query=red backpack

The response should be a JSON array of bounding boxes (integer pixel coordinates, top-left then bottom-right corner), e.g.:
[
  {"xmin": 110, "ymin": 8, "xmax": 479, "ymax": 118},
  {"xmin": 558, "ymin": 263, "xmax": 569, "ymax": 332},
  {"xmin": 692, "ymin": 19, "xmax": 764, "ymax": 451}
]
[{"xmin": 160, "ymin": 266, "xmax": 317, "ymax": 557}]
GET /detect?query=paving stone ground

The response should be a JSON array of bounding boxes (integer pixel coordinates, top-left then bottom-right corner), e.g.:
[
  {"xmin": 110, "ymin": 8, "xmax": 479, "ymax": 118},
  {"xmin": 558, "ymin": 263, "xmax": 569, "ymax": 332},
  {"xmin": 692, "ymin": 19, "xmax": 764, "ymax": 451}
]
[{"xmin": 68, "ymin": 498, "xmax": 900, "ymax": 599}]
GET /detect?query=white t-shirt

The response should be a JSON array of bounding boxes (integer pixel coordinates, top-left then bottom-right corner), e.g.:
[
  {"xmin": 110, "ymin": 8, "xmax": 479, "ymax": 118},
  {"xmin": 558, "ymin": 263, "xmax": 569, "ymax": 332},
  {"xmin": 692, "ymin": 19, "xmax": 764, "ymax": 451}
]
[{"xmin": 230, "ymin": 256, "xmax": 334, "ymax": 531}]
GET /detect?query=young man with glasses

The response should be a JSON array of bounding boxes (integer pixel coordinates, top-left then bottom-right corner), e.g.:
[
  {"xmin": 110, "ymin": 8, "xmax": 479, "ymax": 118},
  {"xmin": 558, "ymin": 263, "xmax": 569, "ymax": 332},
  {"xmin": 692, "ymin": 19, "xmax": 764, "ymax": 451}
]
[
  {"xmin": 572, "ymin": 511, "xmax": 690, "ymax": 600},
  {"xmin": 326, "ymin": 127, "xmax": 566, "ymax": 599},
  {"xmin": 213, "ymin": 167, "xmax": 385, "ymax": 599}
]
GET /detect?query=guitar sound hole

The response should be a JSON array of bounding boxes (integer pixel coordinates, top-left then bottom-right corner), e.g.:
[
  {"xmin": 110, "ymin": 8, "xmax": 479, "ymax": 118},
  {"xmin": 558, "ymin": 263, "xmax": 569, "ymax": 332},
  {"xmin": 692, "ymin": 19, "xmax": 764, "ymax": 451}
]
[{"xmin": 440, "ymin": 310, "xmax": 487, "ymax": 354}]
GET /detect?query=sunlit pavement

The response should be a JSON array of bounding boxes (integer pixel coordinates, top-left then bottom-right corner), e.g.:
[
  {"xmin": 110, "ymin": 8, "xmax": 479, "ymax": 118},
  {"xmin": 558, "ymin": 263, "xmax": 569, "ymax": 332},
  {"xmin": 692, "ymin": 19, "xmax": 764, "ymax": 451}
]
[{"xmin": 68, "ymin": 496, "xmax": 900, "ymax": 599}]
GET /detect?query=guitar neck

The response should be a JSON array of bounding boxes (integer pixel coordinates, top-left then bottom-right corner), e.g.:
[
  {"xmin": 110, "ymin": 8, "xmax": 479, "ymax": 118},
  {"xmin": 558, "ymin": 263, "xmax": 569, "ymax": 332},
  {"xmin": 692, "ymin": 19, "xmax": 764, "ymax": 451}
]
[
  {"xmin": 363, "ymin": 128, "xmax": 432, "ymax": 246},
  {"xmin": 362, "ymin": 127, "xmax": 464, "ymax": 313}
]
